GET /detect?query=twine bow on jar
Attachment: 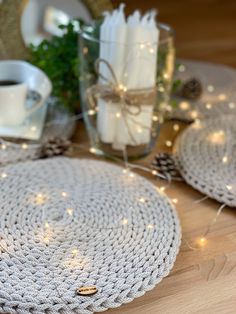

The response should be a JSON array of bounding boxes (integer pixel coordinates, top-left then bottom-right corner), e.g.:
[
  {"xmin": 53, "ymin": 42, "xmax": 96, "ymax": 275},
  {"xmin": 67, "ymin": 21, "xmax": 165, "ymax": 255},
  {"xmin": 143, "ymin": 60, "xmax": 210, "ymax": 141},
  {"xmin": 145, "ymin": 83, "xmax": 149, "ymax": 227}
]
[{"xmin": 86, "ymin": 58, "xmax": 157, "ymax": 145}]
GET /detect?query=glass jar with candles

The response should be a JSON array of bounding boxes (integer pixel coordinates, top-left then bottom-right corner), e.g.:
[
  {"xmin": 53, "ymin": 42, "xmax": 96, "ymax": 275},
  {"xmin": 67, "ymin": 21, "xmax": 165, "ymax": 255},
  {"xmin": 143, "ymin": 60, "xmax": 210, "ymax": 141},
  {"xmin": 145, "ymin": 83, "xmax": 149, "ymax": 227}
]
[{"xmin": 79, "ymin": 8, "xmax": 175, "ymax": 159}]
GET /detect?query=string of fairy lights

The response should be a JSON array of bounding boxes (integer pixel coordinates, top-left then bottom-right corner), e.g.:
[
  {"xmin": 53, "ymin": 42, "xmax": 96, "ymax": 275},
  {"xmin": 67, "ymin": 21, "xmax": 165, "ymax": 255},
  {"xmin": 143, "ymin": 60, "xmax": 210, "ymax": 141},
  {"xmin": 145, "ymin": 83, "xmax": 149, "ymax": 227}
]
[{"xmin": 0, "ymin": 64, "xmax": 235, "ymax": 257}]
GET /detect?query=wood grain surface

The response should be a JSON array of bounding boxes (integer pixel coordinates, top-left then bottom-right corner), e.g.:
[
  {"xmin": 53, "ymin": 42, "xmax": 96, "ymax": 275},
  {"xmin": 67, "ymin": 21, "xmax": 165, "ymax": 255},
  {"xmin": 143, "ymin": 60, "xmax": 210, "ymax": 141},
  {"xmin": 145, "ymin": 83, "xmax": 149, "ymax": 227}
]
[
  {"xmin": 71, "ymin": 120, "xmax": 236, "ymax": 314},
  {"xmin": 112, "ymin": 0, "xmax": 236, "ymax": 67}
]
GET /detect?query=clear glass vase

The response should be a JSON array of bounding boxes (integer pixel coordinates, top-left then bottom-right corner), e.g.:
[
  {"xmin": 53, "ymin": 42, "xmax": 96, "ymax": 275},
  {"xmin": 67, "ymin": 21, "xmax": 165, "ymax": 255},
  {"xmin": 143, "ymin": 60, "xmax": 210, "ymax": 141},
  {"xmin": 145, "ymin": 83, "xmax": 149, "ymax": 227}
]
[{"xmin": 79, "ymin": 22, "xmax": 175, "ymax": 159}]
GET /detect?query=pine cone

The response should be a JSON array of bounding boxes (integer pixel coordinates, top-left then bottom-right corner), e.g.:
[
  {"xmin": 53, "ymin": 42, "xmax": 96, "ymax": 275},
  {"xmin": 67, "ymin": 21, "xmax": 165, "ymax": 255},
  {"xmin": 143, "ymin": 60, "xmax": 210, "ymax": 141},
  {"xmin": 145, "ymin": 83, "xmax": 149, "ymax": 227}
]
[
  {"xmin": 152, "ymin": 153, "xmax": 182, "ymax": 180},
  {"xmin": 40, "ymin": 137, "xmax": 71, "ymax": 158},
  {"xmin": 181, "ymin": 78, "xmax": 202, "ymax": 100}
]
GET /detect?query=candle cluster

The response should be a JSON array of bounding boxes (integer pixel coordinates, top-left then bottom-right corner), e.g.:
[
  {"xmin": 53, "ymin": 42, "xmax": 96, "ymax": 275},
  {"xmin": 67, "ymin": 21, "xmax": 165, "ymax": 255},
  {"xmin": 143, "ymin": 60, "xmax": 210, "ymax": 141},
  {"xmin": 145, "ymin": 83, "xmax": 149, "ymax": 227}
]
[{"xmin": 97, "ymin": 4, "xmax": 159, "ymax": 150}]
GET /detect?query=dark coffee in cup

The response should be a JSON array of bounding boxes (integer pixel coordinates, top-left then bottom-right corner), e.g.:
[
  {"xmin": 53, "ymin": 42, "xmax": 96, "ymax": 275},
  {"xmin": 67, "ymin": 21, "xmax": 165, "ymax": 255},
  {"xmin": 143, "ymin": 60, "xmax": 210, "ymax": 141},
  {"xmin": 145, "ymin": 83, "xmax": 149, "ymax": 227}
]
[{"xmin": 0, "ymin": 80, "xmax": 21, "ymax": 86}]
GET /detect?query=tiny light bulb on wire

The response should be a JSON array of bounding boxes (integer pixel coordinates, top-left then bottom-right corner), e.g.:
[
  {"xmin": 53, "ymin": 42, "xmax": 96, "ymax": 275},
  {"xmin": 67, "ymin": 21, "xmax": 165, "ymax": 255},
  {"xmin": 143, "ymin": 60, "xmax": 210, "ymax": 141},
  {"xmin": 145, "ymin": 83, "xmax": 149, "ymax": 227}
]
[
  {"xmin": 173, "ymin": 124, "xmax": 180, "ymax": 132},
  {"xmin": 122, "ymin": 218, "xmax": 128, "ymax": 225},
  {"xmin": 1, "ymin": 144, "xmax": 6, "ymax": 150},
  {"xmin": 67, "ymin": 208, "xmax": 73, "ymax": 216},
  {"xmin": 61, "ymin": 191, "xmax": 68, "ymax": 198},
  {"xmin": 1, "ymin": 172, "xmax": 7, "ymax": 178},
  {"xmin": 165, "ymin": 140, "xmax": 172, "ymax": 147},
  {"xmin": 21, "ymin": 143, "xmax": 28, "ymax": 149},
  {"xmin": 172, "ymin": 198, "xmax": 178, "ymax": 204},
  {"xmin": 139, "ymin": 197, "xmax": 146, "ymax": 203},
  {"xmin": 222, "ymin": 156, "xmax": 228, "ymax": 164}
]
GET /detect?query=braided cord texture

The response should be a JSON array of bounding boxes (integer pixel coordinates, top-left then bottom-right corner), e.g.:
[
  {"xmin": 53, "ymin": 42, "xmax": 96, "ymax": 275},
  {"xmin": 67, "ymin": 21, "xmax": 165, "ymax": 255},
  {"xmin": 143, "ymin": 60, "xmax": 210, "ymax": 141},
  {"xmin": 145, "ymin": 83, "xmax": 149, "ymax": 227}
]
[
  {"xmin": 0, "ymin": 157, "xmax": 181, "ymax": 313},
  {"xmin": 174, "ymin": 115, "xmax": 236, "ymax": 207}
]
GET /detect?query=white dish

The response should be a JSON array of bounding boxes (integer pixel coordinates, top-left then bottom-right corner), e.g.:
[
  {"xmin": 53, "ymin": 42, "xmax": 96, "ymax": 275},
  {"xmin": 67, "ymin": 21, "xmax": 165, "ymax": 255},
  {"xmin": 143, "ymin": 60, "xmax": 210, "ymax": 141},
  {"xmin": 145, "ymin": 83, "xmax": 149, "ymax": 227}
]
[{"xmin": 0, "ymin": 102, "xmax": 48, "ymax": 140}]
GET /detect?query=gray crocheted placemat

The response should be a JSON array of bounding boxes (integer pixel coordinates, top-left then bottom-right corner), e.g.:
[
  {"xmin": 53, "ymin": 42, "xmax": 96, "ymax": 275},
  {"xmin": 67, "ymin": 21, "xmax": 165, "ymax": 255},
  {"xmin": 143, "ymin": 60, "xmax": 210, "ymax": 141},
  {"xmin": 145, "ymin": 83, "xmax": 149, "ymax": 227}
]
[
  {"xmin": 171, "ymin": 59, "xmax": 236, "ymax": 121},
  {"xmin": 0, "ymin": 157, "xmax": 181, "ymax": 314},
  {"xmin": 174, "ymin": 115, "xmax": 236, "ymax": 207}
]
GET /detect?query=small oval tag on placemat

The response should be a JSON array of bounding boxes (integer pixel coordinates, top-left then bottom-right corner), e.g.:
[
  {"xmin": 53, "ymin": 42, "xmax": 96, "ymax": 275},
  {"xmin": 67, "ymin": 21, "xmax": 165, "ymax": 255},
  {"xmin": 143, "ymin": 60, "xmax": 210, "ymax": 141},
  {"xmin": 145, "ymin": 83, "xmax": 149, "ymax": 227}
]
[{"xmin": 76, "ymin": 286, "xmax": 98, "ymax": 296}]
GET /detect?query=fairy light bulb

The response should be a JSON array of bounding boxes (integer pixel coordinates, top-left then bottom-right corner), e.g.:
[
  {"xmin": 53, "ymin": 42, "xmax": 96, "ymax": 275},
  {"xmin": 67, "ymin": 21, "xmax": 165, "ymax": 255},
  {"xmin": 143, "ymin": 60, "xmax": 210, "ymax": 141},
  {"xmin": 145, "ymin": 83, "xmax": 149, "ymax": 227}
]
[
  {"xmin": 159, "ymin": 186, "xmax": 166, "ymax": 192},
  {"xmin": 88, "ymin": 109, "xmax": 96, "ymax": 116},
  {"xmin": 152, "ymin": 170, "xmax": 158, "ymax": 176},
  {"xmin": 147, "ymin": 224, "xmax": 154, "ymax": 229},
  {"xmin": 179, "ymin": 101, "xmax": 190, "ymax": 111},
  {"xmin": 21, "ymin": 143, "xmax": 28, "ymax": 149},
  {"xmin": 229, "ymin": 102, "xmax": 235, "ymax": 109},
  {"xmin": 222, "ymin": 156, "xmax": 228, "ymax": 164},
  {"xmin": 36, "ymin": 193, "xmax": 46, "ymax": 204},
  {"xmin": 165, "ymin": 140, "xmax": 172, "ymax": 147},
  {"xmin": 1, "ymin": 172, "xmax": 7, "ymax": 178},
  {"xmin": 67, "ymin": 208, "xmax": 73, "ymax": 216},
  {"xmin": 152, "ymin": 115, "xmax": 158, "ymax": 122},
  {"xmin": 218, "ymin": 94, "xmax": 226, "ymax": 101},
  {"xmin": 149, "ymin": 47, "xmax": 155, "ymax": 54},
  {"xmin": 72, "ymin": 249, "xmax": 78, "ymax": 257},
  {"xmin": 129, "ymin": 172, "xmax": 135, "ymax": 178},
  {"xmin": 198, "ymin": 237, "xmax": 207, "ymax": 247},
  {"xmin": 178, "ymin": 64, "xmax": 185, "ymax": 72},
  {"xmin": 140, "ymin": 43, "xmax": 145, "ymax": 49},
  {"xmin": 137, "ymin": 127, "xmax": 143, "ymax": 134},
  {"xmin": 206, "ymin": 103, "xmax": 212, "ymax": 110},
  {"xmin": 226, "ymin": 185, "xmax": 233, "ymax": 191},
  {"xmin": 207, "ymin": 85, "xmax": 214, "ymax": 92},
  {"xmin": 173, "ymin": 124, "xmax": 180, "ymax": 132},
  {"xmin": 122, "ymin": 218, "xmax": 128, "ymax": 225},
  {"xmin": 139, "ymin": 197, "xmax": 146, "ymax": 203},
  {"xmin": 43, "ymin": 236, "xmax": 49, "ymax": 244},
  {"xmin": 61, "ymin": 191, "xmax": 68, "ymax": 198},
  {"xmin": 89, "ymin": 147, "xmax": 97, "ymax": 154},
  {"xmin": 172, "ymin": 198, "xmax": 178, "ymax": 204},
  {"xmin": 116, "ymin": 112, "xmax": 121, "ymax": 118},
  {"xmin": 1, "ymin": 143, "xmax": 6, "ymax": 150},
  {"xmin": 189, "ymin": 110, "xmax": 199, "ymax": 119},
  {"xmin": 45, "ymin": 222, "xmax": 50, "ymax": 229},
  {"xmin": 208, "ymin": 131, "xmax": 225, "ymax": 144},
  {"xmin": 31, "ymin": 126, "xmax": 37, "ymax": 132}
]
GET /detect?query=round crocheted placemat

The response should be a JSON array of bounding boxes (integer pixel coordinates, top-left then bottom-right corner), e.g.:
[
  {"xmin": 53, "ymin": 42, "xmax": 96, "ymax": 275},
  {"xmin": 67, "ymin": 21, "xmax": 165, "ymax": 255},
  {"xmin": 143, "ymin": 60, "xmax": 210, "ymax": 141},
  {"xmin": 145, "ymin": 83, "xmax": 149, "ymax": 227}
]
[
  {"xmin": 174, "ymin": 115, "xmax": 236, "ymax": 207},
  {"xmin": 172, "ymin": 59, "xmax": 236, "ymax": 121},
  {"xmin": 0, "ymin": 157, "xmax": 181, "ymax": 314}
]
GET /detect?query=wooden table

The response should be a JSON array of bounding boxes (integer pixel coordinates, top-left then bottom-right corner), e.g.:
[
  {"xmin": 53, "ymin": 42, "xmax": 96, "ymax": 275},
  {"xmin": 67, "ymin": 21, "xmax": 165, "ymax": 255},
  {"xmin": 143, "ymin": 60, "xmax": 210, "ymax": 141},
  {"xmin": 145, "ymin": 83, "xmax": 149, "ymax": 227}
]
[{"xmin": 71, "ymin": 121, "xmax": 236, "ymax": 314}]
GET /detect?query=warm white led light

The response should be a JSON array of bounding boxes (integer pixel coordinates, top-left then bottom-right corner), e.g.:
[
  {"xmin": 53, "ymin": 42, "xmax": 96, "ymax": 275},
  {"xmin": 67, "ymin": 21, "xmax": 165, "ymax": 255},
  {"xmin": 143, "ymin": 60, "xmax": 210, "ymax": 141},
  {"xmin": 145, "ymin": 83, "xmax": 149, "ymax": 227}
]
[
  {"xmin": 165, "ymin": 140, "xmax": 172, "ymax": 147},
  {"xmin": 222, "ymin": 156, "xmax": 228, "ymax": 164},
  {"xmin": 89, "ymin": 147, "xmax": 97, "ymax": 154},
  {"xmin": 67, "ymin": 208, "xmax": 73, "ymax": 216},
  {"xmin": 116, "ymin": 112, "xmax": 121, "ymax": 118},
  {"xmin": 88, "ymin": 109, "xmax": 96, "ymax": 116},
  {"xmin": 173, "ymin": 124, "xmax": 180, "ymax": 132},
  {"xmin": 152, "ymin": 115, "xmax": 158, "ymax": 122},
  {"xmin": 207, "ymin": 85, "xmax": 214, "ymax": 92},
  {"xmin": 1, "ymin": 172, "xmax": 7, "ymax": 178},
  {"xmin": 179, "ymin": 101, "xmax": 190, "ymax": 111},
  {"xmin": 139, "ymin": 197, "xmax": 146, "ymax": 203},
  {"xmin": 122, "ymin": 218, "xmax": 128, "ymax": 225}
]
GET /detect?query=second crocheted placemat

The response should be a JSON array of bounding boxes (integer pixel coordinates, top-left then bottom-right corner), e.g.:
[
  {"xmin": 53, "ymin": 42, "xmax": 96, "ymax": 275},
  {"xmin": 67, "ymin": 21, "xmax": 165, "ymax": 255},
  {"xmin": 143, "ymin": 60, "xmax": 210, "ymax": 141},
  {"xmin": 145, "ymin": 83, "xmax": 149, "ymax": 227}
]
[{"xmin": 174, "ymin": 115, "xmax": 236, "ymax": 207}]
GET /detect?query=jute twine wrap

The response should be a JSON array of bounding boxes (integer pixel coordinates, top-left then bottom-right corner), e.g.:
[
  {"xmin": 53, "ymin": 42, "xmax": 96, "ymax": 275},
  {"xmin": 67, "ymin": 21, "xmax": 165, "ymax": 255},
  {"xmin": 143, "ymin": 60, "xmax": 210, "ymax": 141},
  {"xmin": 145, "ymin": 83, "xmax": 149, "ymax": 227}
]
[
  {"xmin": 174, "ymin": 115, "xmax": 236, "ymax": 207},
  {"xmin": 0, "ymin": 157, "xmax": 181, "ymax": 314}
]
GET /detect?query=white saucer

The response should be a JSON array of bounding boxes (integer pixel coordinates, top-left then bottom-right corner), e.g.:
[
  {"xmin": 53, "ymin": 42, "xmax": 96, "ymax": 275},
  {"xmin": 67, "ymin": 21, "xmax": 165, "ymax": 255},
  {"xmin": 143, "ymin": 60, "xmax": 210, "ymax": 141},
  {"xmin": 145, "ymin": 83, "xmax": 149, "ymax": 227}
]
[{"xmin": 0, "ymin": 102, "xmax": 47, "ymax": 140}]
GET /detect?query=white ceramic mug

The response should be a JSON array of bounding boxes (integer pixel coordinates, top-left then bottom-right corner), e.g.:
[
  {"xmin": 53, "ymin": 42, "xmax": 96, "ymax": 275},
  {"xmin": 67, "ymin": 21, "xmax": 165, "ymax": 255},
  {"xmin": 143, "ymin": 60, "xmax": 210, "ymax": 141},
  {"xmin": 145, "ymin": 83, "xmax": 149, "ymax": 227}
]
[{"xmin": 0, "ymin": 61, "xmax": 52, "ymax": 127}]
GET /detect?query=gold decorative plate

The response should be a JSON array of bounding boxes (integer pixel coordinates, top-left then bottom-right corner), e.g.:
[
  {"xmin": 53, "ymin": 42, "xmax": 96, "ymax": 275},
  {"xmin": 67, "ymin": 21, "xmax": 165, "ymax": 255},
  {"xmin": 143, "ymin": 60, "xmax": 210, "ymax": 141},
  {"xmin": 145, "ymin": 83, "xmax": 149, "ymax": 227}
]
[{"xmin": 0, "ymin": 0, "xmax": 113, "ymax": 60}]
